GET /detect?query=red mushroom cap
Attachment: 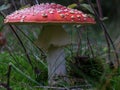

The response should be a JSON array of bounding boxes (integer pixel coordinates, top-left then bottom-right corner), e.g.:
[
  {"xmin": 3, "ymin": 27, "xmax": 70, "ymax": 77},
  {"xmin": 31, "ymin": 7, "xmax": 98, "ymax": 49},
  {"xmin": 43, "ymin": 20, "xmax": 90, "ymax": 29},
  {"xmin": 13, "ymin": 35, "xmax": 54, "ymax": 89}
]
[{"xmin": 4, "ymin": 3, "xmax": 95, "ymax": 24}]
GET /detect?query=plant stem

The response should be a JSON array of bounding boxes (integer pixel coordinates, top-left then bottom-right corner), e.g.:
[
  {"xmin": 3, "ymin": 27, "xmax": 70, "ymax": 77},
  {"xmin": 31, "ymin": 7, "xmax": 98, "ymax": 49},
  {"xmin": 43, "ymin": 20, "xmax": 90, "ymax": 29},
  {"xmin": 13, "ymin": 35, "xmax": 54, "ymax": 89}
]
[
  {"xmin": 11, "ymin": 0, "xmax": 17, "ymax": 10},
  {"xmin": 9, "ymin": 25, "xmax": 34, "ymax": 69},
  {"xmin": 86, "ymin": 27, "xmax": 95, "ymax": 58},
  {"xmin": 96, "ymin": 0, "xmax": 103, "ymax": 18},
  {"xmin": 7, "ymin": 64, "xmax": 12, "ymax": 90},
  {"xmin": 35, "ymin": 0, "xmax": 39, "ymax": 4},
  {"xmin": 14, "ymin": 25, "xmax": 46, "ymax": 57},
  {"xmin": 9, "ymin": 62, "xmax": 41, "ymax": 85},
  {"xmin": 0, "ymin": 12, "xmax": 34, "ymax": 69},
  {"xmin": 87, "ymin": 0, "xmax": 119, "ymax": 68}
]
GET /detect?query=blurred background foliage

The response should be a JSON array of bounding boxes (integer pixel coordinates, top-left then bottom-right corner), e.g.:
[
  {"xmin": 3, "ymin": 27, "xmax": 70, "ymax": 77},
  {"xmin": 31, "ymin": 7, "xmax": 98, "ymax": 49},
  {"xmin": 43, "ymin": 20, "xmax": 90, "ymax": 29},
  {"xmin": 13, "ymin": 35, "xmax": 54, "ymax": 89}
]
[{"xmin": 0, "ymin": 0, "xmax": 120, "ymax": 90}]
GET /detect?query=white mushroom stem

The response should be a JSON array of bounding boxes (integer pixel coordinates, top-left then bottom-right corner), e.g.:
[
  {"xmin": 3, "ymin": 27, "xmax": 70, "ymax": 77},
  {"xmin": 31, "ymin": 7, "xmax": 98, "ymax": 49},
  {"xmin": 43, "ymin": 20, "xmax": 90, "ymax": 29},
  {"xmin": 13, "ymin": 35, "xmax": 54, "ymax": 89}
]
[
  {"xmin": 36, "ymin": 25, "xmax": 71, "ymax": 85},
  {"xmin": 47, "ymin": 46, "xmax": 66, "ymax": 84}
]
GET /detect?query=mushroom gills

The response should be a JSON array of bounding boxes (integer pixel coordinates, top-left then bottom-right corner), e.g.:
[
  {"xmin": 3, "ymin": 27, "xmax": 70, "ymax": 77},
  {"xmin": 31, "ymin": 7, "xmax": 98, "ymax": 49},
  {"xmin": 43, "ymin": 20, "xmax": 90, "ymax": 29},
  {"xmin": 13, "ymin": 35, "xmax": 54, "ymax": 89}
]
[{"xmin": 36, "ymin": 25, "xmax": 71, "ymax": 51}]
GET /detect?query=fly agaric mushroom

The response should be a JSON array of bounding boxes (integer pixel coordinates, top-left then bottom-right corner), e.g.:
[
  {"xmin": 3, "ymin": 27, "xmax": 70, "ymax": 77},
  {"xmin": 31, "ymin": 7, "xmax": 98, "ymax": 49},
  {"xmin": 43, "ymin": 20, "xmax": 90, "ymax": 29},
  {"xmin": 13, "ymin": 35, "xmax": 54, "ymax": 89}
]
[{"xmin": 4, "ymin": 3, "xmax": 95, "ymax": 85}]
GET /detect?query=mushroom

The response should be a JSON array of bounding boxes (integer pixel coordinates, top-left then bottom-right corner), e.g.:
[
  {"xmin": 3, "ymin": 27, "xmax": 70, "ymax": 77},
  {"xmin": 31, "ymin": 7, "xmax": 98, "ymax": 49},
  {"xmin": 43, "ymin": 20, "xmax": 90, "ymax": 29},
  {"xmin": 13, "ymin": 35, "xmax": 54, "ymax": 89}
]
[{"xmin": 4, "ymin": 3, "xmax": 95, "ymax": 85}]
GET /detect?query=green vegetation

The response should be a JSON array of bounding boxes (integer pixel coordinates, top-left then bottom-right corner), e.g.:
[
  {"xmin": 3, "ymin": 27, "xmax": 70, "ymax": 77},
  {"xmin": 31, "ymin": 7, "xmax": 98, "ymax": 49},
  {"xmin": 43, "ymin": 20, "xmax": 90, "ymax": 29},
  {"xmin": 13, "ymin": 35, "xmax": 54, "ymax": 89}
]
[{"xmin": 0, "ymin": 52, "xmax": 48, "ymax": 90}]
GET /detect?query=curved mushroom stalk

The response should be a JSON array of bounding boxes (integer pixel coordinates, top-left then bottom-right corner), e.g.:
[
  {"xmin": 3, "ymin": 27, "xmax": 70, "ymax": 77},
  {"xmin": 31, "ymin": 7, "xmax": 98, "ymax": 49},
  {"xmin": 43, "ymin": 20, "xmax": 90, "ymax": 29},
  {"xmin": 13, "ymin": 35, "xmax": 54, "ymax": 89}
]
[{"xmin": 36, "ymin": 25, "xmax": 71, "ymax": 85}]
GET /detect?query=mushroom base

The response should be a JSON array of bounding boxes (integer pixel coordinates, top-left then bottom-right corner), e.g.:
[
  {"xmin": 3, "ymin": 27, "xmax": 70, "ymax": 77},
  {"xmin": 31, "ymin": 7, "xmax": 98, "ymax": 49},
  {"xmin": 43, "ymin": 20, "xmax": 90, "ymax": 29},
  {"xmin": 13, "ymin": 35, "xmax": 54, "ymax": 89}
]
[{"xmin": 47, "ymin": 46, "xmax": 67, "ymax": 85}]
